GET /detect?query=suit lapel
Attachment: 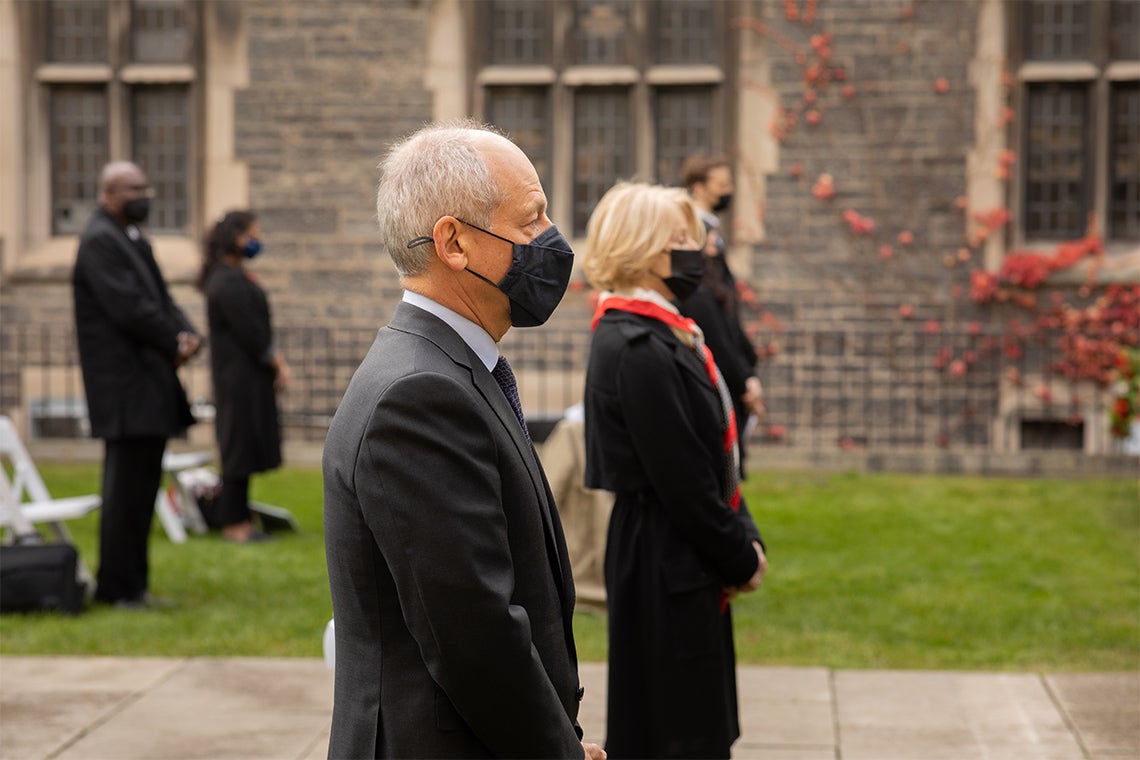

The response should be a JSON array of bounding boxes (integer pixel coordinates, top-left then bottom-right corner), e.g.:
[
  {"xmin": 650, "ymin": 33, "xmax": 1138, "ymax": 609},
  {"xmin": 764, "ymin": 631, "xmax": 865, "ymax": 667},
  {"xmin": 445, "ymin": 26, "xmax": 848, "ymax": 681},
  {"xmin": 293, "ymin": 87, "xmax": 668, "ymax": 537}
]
[
  {"xmin": 470, "ymin": 355, "xmax": 568, "ymax": 597},
  {"xmin": 389, "ymin": 303, "xmax": 568, "ymax": 597},
  {"xmin": 101, "ymin": 214, "xmax": 164, "ymax": 302}
]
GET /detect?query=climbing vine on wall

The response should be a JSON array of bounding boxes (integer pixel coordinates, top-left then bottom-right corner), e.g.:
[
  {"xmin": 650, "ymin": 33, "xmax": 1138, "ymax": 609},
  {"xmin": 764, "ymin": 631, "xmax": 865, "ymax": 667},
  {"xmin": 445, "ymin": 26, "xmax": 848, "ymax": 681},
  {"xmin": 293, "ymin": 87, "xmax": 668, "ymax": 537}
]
[{"xmin": 734, "ymin": 0, "xmax": 1139, "ymax": 444}]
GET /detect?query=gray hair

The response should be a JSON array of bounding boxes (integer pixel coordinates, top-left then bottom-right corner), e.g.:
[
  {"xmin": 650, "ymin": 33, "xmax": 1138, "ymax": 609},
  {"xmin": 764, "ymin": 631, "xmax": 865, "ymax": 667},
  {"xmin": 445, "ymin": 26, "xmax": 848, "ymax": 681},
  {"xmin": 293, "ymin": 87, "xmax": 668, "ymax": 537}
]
[{"xmin": 376, "ymin": 119, "xmax": 507, "ymax": 277}]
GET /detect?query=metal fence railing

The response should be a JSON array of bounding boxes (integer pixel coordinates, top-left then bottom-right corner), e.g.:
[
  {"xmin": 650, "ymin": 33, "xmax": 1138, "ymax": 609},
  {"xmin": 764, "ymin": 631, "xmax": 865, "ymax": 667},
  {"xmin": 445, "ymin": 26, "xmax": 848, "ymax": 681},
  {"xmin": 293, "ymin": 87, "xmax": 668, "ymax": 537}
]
[{"xmin": 0, "ymin": 322, "xmax": 1124, "ymax": 453}]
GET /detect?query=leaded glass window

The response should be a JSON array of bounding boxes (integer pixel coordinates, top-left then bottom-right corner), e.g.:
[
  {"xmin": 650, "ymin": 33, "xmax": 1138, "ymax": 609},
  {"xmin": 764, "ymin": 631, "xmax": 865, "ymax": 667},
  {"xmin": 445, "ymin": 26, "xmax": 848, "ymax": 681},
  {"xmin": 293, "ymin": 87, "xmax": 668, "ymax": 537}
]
[
  {"xmin": 655, "ymin": 87, "xmax": 714, "ymax": 187},
  {"xmin": 489, "ymin": 1, "xmax": 552, "ymax": 65},
  {"xmin": 1014, "ymin": 0, "xmax": 1140, "ymax": 244},
  {"xmin": 40, "ymin": 0, "xmax": 197, "ymax": 236},
  {"xmin": 133, "ymin": 87, "xmax": 190, "ymax": 231},
  {"xmin": 1025, "ymin": 0, "xmax": 1089, "ymax": 61},
  {"xmin": 1109, "ymin": 83, "xmax": 1140, "ymax": 239},
  {"xmin": 47, "ymin": 1, "xmax": 107, "ymax": 63},
  {"xmin": 574, "ymin": 89, "xmax": 631, "ymax": 233},
  {"xmin": 1025, "ymin": 84, "xmax": 1089, "ymax": 238},
  {"xmin": 51, "ymin": 87, "xmax": 108, "ymax": 235},
  {"xmin": 486, "ymin": 87, "xmax": 552, "ymax": 198},
  {"xmin": 131, "ymin": 0, "xmax": 192, "ymax": 63}
]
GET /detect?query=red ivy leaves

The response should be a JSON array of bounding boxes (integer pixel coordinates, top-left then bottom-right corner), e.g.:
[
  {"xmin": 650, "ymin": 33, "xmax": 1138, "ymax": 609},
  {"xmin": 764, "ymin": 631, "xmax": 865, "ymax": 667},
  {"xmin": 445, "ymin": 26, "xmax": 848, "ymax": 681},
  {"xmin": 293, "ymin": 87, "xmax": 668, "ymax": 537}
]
[{"xmin": 842, "ymin": 209, "xmax": 876, "ymax": 235}]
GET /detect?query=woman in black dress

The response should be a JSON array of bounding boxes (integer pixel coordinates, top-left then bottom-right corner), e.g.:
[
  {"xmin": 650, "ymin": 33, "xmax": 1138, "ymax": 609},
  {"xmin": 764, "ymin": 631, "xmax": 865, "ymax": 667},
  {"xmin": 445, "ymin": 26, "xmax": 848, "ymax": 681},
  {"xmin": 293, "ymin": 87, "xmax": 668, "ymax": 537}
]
[
  {"xmin": 199, "ymin": 211, "xmax": 290, "ymax": 543},
  {"xmin": 582, "ymin": 182, "xmax": 768, "ymax": 759}
]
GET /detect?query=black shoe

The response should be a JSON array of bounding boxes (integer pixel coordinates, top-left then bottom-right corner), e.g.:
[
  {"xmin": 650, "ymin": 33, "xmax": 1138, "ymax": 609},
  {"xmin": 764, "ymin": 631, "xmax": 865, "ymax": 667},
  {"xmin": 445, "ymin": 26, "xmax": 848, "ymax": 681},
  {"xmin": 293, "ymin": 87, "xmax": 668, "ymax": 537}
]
[
  {"xmin": 108, "ymin": 593, "xmax": 175, "ymax": 610},
  {"xmin": 139, "ymin": 592, "xmax": 176, "ymax": 609},
  {"xmin": 223, "ymin": 528, "xmax": 273, "ymax": 544}
]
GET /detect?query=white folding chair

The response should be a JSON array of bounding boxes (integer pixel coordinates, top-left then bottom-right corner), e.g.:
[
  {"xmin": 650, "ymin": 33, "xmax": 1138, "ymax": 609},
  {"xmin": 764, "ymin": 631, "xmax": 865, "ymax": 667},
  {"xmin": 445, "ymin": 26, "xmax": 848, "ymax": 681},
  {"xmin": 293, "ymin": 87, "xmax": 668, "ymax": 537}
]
[
  {"xmin": 154, "ymin": 450, "xmax": 213, "ymax": 543},
  {"xmin": 0, "ymin": 415, "xmax": 99, "ymax": 589}
]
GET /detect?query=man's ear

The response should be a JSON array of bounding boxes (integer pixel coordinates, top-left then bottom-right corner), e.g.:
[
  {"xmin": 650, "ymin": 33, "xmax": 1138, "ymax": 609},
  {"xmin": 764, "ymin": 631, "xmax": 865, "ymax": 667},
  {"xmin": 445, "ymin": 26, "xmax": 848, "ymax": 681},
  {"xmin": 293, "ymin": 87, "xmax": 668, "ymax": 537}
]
[{"xmin": 433, "ymin": 216, "xmax": 468, "ymax": 272}]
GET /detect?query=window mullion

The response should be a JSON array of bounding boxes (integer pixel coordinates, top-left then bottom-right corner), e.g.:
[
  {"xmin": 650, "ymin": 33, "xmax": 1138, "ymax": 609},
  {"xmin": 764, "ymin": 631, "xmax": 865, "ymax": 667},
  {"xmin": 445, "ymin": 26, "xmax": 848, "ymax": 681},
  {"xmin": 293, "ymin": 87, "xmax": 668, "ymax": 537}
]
[
  {"xmin": 108, "ymin": 0, "xmax": 130, "ymax": 160},
  {"xmin": 552, "ymin": 1, "xmax": 573, "ymax": 231},
  {"xmin": 631, "ymin": 1, "xmax": 651, "ymax": 180},
  {"xmin": 1093, "ymin": 74, "xmax": 1110, "ymax": 239}
]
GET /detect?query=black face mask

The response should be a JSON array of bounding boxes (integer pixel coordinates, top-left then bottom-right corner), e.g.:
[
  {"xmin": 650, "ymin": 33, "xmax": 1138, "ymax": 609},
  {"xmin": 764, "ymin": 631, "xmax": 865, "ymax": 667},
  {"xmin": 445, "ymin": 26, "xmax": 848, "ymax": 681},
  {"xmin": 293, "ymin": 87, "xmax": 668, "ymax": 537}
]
[
  {"xmin": 458, "ymin": 220, "xmax": 575, "ymax": 328},
  {"xmin": 662, "ymin": 248, "xmax": 704, "ymax": 302},
  {"xmin": 121, "ymin": 197, "xmax": 151, "ymax": 224},
  {"xmin": 712, "ymin": 193, "xmax": 733, "ymax": 213}
]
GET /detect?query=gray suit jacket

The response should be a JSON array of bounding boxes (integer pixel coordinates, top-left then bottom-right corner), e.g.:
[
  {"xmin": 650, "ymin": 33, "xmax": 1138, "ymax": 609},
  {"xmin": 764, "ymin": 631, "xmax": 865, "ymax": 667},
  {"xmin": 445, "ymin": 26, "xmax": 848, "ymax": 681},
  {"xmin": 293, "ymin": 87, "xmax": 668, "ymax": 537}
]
[{"xmin": 323, "ymin": 301, "xmax": 583, "ymax": 759}]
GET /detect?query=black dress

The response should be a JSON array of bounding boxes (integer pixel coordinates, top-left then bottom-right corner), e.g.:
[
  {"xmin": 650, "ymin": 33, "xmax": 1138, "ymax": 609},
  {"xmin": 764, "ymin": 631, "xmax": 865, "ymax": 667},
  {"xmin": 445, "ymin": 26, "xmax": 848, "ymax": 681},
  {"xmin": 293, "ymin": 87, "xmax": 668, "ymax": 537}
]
[
  {"xmin": 584, "ymin": 304, "xmax": 763, "ymax": 759},
  {"xmin": 204, "ymin": 264, "xmax": 282, "ymax": 479}
]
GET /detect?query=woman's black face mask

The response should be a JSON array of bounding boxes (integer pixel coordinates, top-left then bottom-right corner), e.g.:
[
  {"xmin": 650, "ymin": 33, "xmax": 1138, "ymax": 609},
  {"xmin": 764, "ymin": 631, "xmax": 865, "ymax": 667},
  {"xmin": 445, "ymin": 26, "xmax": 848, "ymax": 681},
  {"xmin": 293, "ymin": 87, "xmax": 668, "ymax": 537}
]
[{"xmin": 662, "ymin": 248, "xmax": 704, "ymax": 302}]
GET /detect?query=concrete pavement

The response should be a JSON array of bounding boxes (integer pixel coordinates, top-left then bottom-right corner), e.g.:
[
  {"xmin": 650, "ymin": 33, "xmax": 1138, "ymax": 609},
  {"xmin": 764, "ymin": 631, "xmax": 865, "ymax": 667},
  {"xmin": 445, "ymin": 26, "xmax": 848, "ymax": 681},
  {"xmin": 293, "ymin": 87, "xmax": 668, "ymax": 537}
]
[{"xmin": 0, "ymin": 656, "xmax": 1136, "ymax": 759}]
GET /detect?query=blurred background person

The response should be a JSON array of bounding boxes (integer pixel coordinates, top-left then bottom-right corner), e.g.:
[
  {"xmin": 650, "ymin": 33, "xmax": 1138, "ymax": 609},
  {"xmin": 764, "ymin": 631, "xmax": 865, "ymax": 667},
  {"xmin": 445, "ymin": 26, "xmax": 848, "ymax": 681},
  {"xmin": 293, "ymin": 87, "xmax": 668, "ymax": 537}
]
[
  {"xmin": 582, "ymin": 181, "xmax": 767, "ymax": 759},
  {"xmin": 679, "ymin": 153, "xmax": 764, "ymax": 473},
  {"xmin": 73, "ymin": 161, "xmax": 200, "ymax": 609},
  {"xmin": 199, "ymin": 210, "xmax": 289, "ymax": 544}
]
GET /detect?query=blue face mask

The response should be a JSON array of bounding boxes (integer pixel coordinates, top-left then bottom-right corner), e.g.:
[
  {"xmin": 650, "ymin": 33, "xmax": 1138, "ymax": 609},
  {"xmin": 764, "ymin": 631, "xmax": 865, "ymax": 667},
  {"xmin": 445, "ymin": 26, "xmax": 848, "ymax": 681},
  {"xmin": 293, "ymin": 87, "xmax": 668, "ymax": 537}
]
[
  {"xmin": 408, "ymin": 220, "xmax": 575, "ymax": 328},
  {"xmin": 242, "ymin": 238, "xmax": 262, "ymax": 259}
]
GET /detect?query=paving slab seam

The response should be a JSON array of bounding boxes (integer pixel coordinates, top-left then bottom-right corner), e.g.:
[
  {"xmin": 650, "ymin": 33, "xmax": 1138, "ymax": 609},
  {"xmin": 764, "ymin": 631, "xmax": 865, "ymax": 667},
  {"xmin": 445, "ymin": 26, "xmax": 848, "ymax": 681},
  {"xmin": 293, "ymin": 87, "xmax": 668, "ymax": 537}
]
[
  {"xmin": 827, "ymin": 669, "xmax": 842, "ymax": 760},
  {"xmin": 1040, "ymin": 673, "xmax": 1093, "ymax": 760},
  {"xmin": 42, "ymin": 658, "xmax": 194, "ymax": 760},
  {"xmin": 295, "ymin": 727, "xmax": 329, "ymax": 760}
]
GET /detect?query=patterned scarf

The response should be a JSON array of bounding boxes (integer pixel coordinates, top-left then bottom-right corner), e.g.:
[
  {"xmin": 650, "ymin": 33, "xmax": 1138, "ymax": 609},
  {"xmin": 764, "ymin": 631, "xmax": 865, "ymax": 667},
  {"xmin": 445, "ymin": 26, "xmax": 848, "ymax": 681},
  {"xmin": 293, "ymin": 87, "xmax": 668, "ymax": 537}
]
[{"xmin": 592, "ymin": 295, "xmax": 742, "ymax": 512}]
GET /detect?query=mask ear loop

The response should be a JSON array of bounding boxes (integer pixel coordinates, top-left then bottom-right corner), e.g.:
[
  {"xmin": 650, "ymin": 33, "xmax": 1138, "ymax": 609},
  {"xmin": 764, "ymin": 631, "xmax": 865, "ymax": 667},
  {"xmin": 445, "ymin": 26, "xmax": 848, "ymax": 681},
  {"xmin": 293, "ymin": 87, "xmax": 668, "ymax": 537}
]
[{"xmin": 406, "ymin": 236, "xmax": 434, "ymax": 248}]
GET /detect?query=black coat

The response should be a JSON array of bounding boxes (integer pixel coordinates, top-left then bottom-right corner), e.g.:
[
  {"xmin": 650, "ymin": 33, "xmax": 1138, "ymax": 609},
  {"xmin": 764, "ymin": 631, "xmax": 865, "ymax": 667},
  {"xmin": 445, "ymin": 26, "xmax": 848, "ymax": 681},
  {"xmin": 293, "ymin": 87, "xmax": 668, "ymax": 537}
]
[
  {"xmin": 679, "ymin": 255, "xmax": 759, "ymax": 464},
  {"xmin": 323, "ymin": 302, "xmax": 583, "ymax": 758},
  {"xmin": 72, "ymin": 209, "xmax": 196, "ymax": 440},
  {"xmin": 584, "ymin": 308, "xmax": 763, "ymax": 759},
  {"xmin": 204, "ymin": 265, "xmax": 282, "ymax": 478}
]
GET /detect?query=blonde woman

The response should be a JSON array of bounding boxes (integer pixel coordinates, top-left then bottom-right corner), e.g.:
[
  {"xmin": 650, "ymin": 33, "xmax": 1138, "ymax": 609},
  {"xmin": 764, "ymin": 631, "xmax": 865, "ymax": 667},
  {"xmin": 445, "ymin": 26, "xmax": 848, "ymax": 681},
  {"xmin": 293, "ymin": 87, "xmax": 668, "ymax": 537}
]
[{"xmin": 582, "ymin": 182, "xmax": 768, "ymax": 759}]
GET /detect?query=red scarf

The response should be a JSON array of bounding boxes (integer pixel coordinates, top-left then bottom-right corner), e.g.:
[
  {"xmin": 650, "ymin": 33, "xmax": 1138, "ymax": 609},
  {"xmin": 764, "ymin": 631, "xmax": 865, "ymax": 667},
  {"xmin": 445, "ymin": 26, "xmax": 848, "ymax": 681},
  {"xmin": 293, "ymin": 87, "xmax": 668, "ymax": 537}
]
[{"xmin": 592, "ymin": 296, "xmax": 741, "ymax": 512}]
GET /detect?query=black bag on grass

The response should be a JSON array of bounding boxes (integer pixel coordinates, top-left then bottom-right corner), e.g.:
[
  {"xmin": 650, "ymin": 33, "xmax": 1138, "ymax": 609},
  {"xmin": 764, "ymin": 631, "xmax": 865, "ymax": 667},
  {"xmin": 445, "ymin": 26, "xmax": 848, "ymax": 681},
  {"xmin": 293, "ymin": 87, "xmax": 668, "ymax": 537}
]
[{"xmin": 0, "ymin": 541, "xmax": 86, "ymax": 615}]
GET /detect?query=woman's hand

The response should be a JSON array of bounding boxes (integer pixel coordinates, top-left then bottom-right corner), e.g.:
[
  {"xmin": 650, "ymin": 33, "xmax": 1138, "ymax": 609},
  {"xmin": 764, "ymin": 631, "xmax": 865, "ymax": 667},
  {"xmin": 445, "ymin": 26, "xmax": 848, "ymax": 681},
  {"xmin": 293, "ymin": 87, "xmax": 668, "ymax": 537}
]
[
  {"xmin": 273, "ymin": 354, "xmax": 291, "ymax": 392},
  {"xmin": 742, "ymin": 376, "xmax": 765, "ymax": 419},
  {"xmin": 727, "ymin": 541, "xmax": 768, "ymax": 598}
]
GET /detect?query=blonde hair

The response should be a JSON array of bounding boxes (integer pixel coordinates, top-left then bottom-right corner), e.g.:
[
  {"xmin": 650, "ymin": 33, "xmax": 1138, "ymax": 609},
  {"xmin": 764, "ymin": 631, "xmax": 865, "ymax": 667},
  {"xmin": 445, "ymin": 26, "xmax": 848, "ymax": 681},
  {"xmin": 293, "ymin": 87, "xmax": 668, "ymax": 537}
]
[{"xmin": 583, "ymin": 182, "xmax": 705, "ymax": 292}]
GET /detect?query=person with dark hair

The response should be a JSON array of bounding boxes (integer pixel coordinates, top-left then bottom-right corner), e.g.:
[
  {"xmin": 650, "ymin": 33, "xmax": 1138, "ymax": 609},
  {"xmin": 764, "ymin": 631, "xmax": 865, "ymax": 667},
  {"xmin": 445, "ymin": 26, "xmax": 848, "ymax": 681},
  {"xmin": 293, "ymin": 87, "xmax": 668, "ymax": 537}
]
[
  {"xmin": 73, "ymin": 161, "xmax": 201, "ymax": 609},
  {"xmin": 678, "ymin": 153, "xmax": 764, "ymax": 474},
  {"xmin": 200, "ymin": 210, "xmax": 289, "ymax": 544}
]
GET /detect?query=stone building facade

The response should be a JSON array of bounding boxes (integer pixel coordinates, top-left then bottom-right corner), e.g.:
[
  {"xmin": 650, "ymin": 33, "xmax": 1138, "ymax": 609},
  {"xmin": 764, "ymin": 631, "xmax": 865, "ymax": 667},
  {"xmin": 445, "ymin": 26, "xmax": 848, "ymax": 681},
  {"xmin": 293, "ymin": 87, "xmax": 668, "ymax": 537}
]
[{"xmin": 1, "ymin": 0, "xmax": 1136, "ymax": 457}]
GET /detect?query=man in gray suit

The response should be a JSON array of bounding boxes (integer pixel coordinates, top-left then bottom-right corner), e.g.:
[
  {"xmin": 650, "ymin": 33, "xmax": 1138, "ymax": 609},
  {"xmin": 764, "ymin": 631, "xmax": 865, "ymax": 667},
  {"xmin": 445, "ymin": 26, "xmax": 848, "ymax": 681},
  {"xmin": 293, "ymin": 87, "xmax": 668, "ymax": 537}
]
[{"xmin": 323, "ymin": 121, "xmax": 605, "ymax": 760}]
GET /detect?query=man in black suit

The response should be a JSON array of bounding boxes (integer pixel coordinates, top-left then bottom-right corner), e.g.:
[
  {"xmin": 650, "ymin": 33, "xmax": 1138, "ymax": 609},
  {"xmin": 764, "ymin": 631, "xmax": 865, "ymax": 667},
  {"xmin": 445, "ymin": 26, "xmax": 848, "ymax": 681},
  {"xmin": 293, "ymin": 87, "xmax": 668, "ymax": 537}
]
[
  {"xmin": 73, "ymin": 161, "xmax": 200, "ymax": 609},
  {"xmin": 679, "ymin": 153, "xmax": 764, "ymax": 472},
  {"xmin": 323, "ymin": 121, "xmax": 605, "ymax": 759}
]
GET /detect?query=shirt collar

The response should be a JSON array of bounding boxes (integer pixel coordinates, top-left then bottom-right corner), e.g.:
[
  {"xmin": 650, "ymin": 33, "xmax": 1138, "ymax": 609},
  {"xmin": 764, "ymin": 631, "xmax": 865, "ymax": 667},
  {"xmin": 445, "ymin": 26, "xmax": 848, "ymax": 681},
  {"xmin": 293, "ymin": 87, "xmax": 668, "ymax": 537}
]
[{"xmin": 402, "ymin": 290, "xmax": 500, "ymax": 371}]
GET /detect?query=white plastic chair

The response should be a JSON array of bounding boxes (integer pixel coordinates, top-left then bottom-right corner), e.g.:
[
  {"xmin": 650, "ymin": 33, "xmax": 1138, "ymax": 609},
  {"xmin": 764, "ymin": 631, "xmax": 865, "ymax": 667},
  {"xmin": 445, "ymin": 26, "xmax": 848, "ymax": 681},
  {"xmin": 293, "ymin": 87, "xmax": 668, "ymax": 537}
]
[
  {"xmin": 0, "ymin": 414, "xmax": 100, "ymax": 588},
  {"xmin": 154, "ymin": 450, "xmax": 213, "ymax": 543},
  {"xmin": 323, "ymin": 618, "xmax": 336, "ymax": 670}
]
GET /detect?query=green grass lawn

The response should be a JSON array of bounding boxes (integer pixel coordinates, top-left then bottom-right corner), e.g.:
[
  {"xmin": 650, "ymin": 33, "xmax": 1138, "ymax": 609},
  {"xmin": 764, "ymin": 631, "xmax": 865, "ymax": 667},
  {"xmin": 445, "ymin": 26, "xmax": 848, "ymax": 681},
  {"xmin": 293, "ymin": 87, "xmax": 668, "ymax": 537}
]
[{"xmin": 3, "ymin": 464, "xmax": 1137, "ymax": 671}]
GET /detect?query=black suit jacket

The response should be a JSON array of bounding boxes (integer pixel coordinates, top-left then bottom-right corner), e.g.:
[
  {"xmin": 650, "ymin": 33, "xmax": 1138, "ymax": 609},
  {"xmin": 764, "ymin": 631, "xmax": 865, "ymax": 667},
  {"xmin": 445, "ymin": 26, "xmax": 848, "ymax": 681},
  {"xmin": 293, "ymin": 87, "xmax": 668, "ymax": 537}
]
[
  {"xmin": 72, "ymin": 208, "xmax": 196, "ymax": 440},
  {"xmin": 323, "ymin": 301, "xmax": 583, "ymax": 759}
]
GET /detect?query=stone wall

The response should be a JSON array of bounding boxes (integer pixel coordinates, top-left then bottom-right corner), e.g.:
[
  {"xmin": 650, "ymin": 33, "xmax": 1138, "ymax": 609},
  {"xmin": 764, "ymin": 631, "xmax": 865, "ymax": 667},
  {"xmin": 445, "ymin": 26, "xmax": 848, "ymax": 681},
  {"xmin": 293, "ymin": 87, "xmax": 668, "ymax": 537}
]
[{"xmin": 1, "ymin": 0, "xmax": 1116, "ymax": 455}]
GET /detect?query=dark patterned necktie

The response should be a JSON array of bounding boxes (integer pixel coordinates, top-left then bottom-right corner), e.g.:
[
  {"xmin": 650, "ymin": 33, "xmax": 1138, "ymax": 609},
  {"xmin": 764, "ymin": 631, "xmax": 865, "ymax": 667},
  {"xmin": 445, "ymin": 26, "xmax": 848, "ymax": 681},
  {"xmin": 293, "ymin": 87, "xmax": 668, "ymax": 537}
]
[{"xmin": 492, "ymin": 355, "xmax": 530, "ymax": 444}]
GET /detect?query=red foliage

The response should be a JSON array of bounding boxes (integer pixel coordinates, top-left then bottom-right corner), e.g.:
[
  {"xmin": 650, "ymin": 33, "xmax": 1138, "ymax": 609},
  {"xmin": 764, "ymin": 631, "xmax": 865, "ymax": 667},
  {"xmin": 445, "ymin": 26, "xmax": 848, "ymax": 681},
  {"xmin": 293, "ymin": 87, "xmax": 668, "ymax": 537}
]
[
  {"xmin": 842, "ymin": 208, "xmax": 875, "ymax": 235},
  {"xmin": 811, "ymin": 173, "xmax": 835, "ymax": 200},
  {"xmin": 970, "ymin": 270, "xmax": 998, "ymax": 303},
  {"xmin": 972, "ymin": 206, "xmax": 1011, "ymax": 232}
]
